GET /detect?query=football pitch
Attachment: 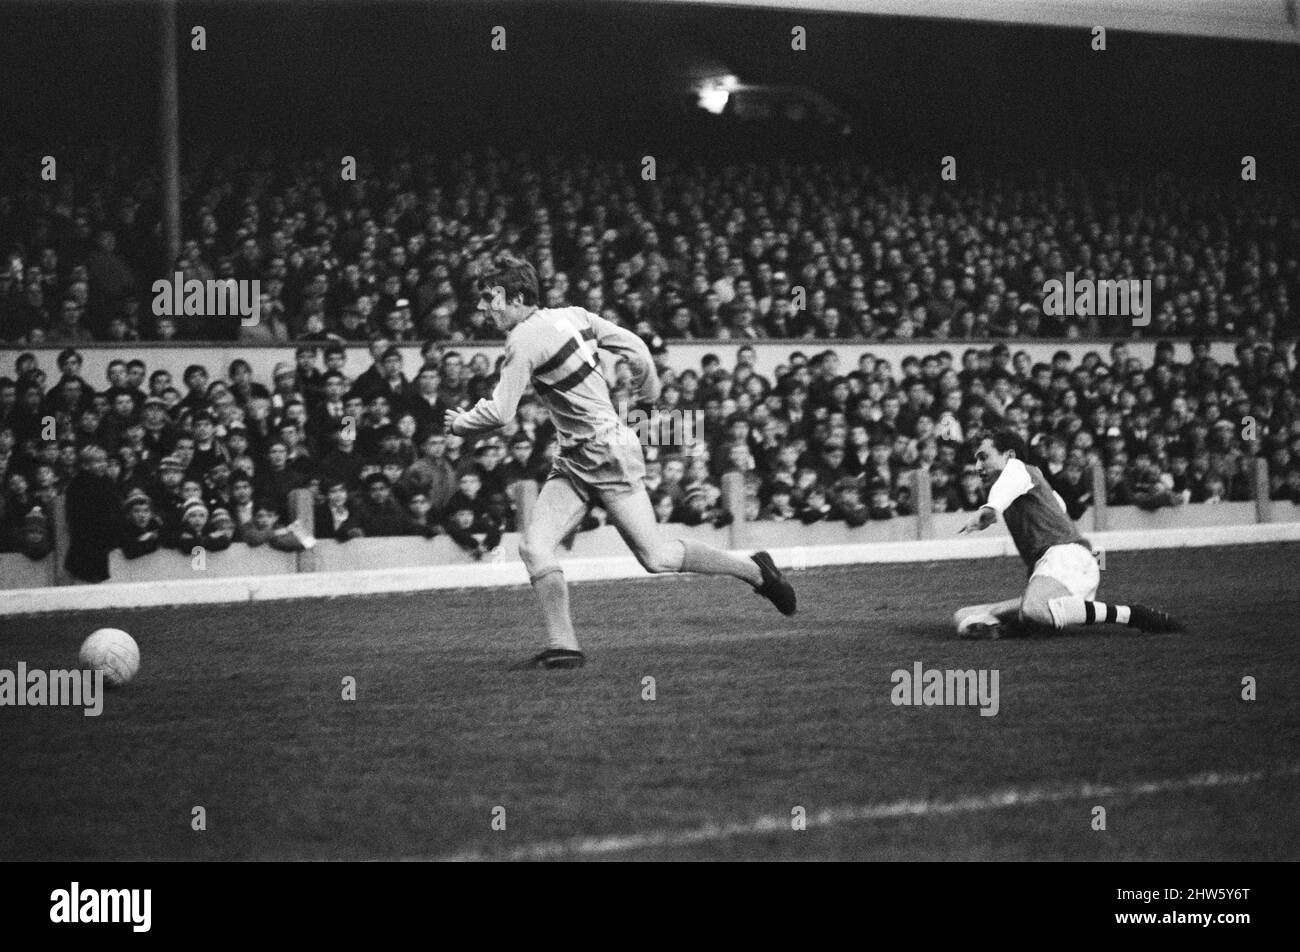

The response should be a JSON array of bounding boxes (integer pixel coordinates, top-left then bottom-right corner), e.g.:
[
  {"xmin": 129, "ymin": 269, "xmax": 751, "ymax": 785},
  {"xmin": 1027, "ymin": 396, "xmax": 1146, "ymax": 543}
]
[{"xmin": 2, "ymin": 542, "xmax": 1297, "ymax": 862}]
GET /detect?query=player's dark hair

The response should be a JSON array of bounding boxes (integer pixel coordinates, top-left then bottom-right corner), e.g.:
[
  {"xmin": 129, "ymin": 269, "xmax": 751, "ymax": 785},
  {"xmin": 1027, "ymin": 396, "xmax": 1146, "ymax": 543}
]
[
  {"xmin": 991, "ymin": 429, "xmax": 1029, "ymax": 460},
  {"xmin": 477, "ymin": 252, "xmax": 539, "ymax": 306}
]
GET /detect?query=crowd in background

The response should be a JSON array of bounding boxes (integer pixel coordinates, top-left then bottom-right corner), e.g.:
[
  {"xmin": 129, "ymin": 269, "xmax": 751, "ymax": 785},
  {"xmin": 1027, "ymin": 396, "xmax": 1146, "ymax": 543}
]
[
  {"xmin": 1, "ymin": 148, "xmax": 1297, "ymax": 348},
  {"xmin": 2, "ymin": 331, "xmax": 1297, "ymax": 582},
  {"xmin": 2, "ymin": 146, "xmax": 1298, "ymax": 580}
]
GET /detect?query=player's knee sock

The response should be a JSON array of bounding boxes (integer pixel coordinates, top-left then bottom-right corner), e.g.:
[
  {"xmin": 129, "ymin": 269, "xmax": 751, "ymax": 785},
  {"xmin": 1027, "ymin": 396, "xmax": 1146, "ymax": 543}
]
[
  {"xmin": 1047, "ymin": 596, "xmax": 1131, "ymax": 629},
  {"xmin": 530, "ymin": 567, "xmax": 580, "ymax": 652},
  {"xmin": 679, "ymin": 539, "xmax": 762, "ymax": 586}
]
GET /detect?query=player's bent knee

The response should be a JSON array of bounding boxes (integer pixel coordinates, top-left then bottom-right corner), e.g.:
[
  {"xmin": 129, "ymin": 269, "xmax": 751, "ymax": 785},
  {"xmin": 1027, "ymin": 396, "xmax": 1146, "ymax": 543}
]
[
  {"xmin": 518, "ymin": 535, "xmax": 555, "ymax": 575},
  {"xmin": 636, "ymin": 541, "xmax": 683, "ymax": 575},
  {"xmin": 1023, "ymin": 598, "xmax": 1060, "ymax": 629}
]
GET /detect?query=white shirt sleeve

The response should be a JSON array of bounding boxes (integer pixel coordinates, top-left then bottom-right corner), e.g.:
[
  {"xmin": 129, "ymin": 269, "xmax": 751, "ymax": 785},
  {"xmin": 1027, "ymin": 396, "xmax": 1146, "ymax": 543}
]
[
  {"xmin": 985, "ymin": 458, "xmax": 1034, "ymax": 515},
  {"xmin": 453, "ymin": 335, "xmax": 531, "ymax": 436}
]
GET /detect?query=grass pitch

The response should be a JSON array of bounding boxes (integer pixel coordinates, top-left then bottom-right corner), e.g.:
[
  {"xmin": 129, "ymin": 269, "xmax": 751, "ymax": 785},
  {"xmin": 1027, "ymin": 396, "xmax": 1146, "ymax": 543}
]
[{"xmin": 2, "ymin": 543, "xmax": 1297, "ymax": 861}]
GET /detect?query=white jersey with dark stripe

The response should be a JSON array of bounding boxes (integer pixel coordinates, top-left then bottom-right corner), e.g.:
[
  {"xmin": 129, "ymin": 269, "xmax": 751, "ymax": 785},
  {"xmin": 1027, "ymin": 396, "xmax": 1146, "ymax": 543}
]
[{"xmin": 453, "ymin": 306, "xmax": 658, "ymax": 447}]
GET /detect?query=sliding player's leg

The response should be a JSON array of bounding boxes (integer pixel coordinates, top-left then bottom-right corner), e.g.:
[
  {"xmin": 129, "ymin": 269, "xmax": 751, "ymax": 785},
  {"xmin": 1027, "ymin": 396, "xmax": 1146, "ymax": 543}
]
[
  {"xmin": 1027, "ymin": 543, "xmax": 1183, "ymax": 633},
  {"xmin": 1018, "ymin": 574, "xmax": 1073, "ymax": 634},
  {"xmin": 513, "ymin": 476, "xmax": 591, "ymax": 668},
  {"xmin": 601, "ymin": 486, "xmax": 797, "ymax": 614},
  {"xmin": 955, "ymin": 596, "xmax": 1023, "ymax": 638}
]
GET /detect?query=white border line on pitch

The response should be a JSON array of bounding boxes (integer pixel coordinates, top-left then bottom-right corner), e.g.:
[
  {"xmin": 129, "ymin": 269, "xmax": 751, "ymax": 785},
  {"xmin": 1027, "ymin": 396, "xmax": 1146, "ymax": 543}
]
[
  {"xmin": 425, "ymin": 762, "xmax": 1300, "ymax": 862},
  {"xmin": 3, "ymin": 522, "xmax": 1298, "ymax": 616}
]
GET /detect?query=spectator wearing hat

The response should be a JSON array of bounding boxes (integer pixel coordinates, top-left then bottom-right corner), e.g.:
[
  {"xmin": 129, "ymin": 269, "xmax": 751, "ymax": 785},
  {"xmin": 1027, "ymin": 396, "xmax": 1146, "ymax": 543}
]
[
  {"xmin": 168, "ymin": 499, "xmax": 214, "ymax": 552},
  {"xmin": 167, "ymin": 494, "xmax": 236, "ymax": 554},
  {"xmin": 139, "ymin": 395, "xmax": 175, "ymax": 457},
  {"xmin": 64, "ymin": 445, "xmax": 119, "ymax": 583},
  {"xmin": 118, "ymin": 489, "xmax": 163, "ymax": 559},
  {"xmin": 206, "ymin": 507, "xmax": 237, "ymax": 548},
  {"xmin": 149, "ymin": 454, "xmax": 187, "ymax": 527},
  {"xmin": 470, "ymin": 435, "xmax": 508, "ymax": 498},
  {"xmin": 270, "ymin": 362, "xmax": 301, "ymax": 410}
]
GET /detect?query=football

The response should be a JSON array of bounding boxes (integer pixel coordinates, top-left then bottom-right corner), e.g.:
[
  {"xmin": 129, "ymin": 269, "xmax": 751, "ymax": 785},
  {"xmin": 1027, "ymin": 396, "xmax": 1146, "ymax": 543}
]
[{"xmin": 79, "ymin": 629, "xmax": 141, "ymax": 687}]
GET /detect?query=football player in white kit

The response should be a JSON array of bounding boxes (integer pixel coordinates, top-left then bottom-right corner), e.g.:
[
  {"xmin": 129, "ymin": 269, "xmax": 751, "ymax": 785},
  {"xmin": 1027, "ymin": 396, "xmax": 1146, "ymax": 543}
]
[{"xmin": 447, "ymin": 253, "xmax": 797, "ymax": 669}]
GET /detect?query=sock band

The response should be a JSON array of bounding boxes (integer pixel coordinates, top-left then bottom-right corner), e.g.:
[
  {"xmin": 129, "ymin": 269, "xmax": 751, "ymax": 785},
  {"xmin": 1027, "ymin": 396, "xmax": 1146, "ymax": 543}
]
[
  {"xmin": 1084, "ymin": 601, "xmax": 1096, "ymax": 624},
  {"xmin": 529, "ymin": 566, "xmax": 565, "ymax": 586}
]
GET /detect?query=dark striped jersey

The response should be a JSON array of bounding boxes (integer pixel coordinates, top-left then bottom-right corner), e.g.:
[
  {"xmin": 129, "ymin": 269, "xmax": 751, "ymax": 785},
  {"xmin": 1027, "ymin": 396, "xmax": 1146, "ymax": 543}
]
[
  {"xmin": 453, "ymin": 306, "xmax": 658, "ymax": 446},
  {"xmin": 985, "ymin": 458, "xmax": 1085, "ymax": 568}
]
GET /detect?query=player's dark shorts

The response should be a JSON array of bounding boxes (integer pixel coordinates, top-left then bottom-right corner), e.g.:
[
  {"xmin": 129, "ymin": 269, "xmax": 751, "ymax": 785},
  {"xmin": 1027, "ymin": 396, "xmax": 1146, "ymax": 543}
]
[{"xmin": 547, "ymin": 431, "xmax": 646, "ymax": 503}]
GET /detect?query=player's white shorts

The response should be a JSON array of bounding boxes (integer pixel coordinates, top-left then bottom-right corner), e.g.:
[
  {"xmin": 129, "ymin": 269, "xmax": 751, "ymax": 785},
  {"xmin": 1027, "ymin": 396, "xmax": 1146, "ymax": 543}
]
[{"xmin": 1030, "ymin": 542, "xmax": 1100, "ymax": 600}]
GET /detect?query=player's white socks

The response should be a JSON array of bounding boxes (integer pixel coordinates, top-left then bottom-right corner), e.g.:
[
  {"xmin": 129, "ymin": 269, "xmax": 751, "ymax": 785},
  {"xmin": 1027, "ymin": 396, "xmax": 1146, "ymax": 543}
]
[
  {"xmin": 1050, "ymin": 598, "xmax": 1131, "ymax": 628},
  {"xmin": 531, "ymin": 568, "xmax": 581, "ymax": 652},
  {"xmin": 679, "ymin": 540, "xmax": 763, "ymax": 586}
]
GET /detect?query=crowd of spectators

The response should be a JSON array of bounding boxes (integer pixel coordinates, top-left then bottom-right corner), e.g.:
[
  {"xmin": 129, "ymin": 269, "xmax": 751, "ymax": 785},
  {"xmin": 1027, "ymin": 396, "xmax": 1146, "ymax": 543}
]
[
  {"xmin": 1, "ymin": 147, "xmax": 1297, "ymax": 347},
  {"xmin": 2, "ymin": 332, "xmax": 1298, "ymax": 583}
]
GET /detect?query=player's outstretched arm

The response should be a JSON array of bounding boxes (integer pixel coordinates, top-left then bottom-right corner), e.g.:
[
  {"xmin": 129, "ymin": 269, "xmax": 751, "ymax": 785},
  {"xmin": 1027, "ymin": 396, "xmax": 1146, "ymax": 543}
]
[
  {"xmin": 960, "ymin": 459, "xmax": 1033, "ymax": 533},
  {"xmin": 958, "ymin": 506, "xmax": 998, "ymax": 534},
  {"xmin": 450, "ymin": 339, "xmax": 531, "ymax": 437}
]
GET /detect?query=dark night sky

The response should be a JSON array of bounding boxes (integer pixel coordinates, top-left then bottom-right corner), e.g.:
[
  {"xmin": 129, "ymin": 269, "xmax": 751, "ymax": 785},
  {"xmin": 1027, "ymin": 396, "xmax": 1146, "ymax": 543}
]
[{"xmin": 0, "ymin": 1, "xmax": 1296, "ymax": 176}]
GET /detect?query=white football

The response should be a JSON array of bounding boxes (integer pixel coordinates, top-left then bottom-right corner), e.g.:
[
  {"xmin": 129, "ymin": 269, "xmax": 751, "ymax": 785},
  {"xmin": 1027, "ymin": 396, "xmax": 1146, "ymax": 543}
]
[{"xmin": 79, "ymin": 628, "xmax": 140, "ymax": 687}]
